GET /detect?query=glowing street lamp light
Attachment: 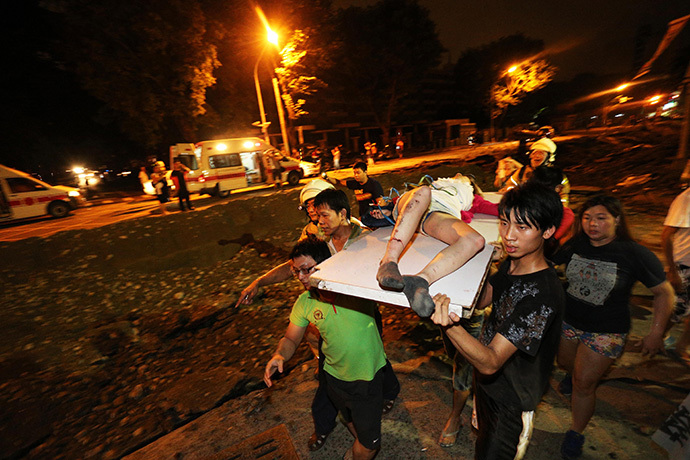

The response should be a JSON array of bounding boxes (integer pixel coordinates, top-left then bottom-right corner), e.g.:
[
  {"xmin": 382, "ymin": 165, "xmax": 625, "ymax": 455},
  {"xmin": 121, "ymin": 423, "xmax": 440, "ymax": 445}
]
[
  {"xmin": 614, "ymin": 83, "xmax": 630, "ymax": 92},
  {"xmin": 267, "ymin": 29, "xmax": 278, "ymax": 47}
]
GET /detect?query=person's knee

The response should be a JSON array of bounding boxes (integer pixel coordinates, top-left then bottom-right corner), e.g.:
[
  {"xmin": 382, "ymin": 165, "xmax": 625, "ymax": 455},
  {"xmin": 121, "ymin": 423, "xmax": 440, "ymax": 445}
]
[
  {"xmin": 412, "ymin": 185, "xmax": 431, "ymax": 204},
  {"xmin": 466, "ymin": 231, "xmax": 485, "ymax": 253},
  {"xmin": 572, "ymin": 371, "xmax": 599, "ymax": 394}
]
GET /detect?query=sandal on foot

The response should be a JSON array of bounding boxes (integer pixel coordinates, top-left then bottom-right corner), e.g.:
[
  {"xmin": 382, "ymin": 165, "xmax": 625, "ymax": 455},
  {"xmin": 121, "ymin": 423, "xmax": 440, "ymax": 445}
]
[
  {"xmin": 377, "ymin": 261, "xmax": 405, "ymax": 291},
  {"xmin": 382, "ymin": 399, "xmax": 395, "ymax": 415},
  {"xmin": 439, "ymin": 429, "xmax": 460, "ymax": 448},
  {"xmin": 308, "ymin": 432, "xmax": 329, "ymax": 451}
]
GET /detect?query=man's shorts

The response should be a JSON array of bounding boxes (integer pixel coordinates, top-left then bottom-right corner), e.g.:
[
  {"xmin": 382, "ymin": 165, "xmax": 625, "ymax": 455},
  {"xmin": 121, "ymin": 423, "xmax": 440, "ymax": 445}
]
[
  {"xmin": 475, "ymin": 386, "xmax": 535, "ymax": 460},
  {"xmin": 561, "ymin": 322, "xmax": 627, "ymax": 359},
  {"xmin": 441, "ymin": 308, "xmax": 485, "ymax": 391},
  {"xmin": 672, "ymin": 265, "xmax": 690, "ymax": 323},
  {"xmin": 325, "ymin": 368, "xmax": 384, "ymax": 451}
]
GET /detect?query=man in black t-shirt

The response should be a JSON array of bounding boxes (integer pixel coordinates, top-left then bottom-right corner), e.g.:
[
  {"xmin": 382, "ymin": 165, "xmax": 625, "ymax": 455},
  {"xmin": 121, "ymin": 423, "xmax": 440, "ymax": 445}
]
[
  {"xmin": 171, "ymin": 159, "xmax": 194, "ymax": 211},
  {"xmin": 326, "ymin": 161, "xmax": 383, "ymax": 222},
  {"xmin": 431, "ymin": 182, "xmax": 565, "ymax": 460}
]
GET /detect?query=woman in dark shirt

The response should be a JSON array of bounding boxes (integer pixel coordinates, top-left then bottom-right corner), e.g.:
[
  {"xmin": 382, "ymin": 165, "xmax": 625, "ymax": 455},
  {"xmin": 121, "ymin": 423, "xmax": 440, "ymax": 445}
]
[{"xmin": 552, "ymin": 195, "xmax": 674, "ymax": 459}]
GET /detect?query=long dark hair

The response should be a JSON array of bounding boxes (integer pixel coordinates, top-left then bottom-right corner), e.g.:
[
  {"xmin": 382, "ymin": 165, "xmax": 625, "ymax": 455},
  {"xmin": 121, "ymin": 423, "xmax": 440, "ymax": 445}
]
[{"xmin": 576, "ymin": 194, "xmax": 634, "ymax": 242}]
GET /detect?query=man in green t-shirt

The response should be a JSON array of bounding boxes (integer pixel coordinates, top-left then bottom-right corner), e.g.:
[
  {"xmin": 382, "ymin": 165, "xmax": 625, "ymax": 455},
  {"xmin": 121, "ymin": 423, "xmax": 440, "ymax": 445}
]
[{"xmin": 264, "ymin": 236, "xmax": 386, "ymax": 460}]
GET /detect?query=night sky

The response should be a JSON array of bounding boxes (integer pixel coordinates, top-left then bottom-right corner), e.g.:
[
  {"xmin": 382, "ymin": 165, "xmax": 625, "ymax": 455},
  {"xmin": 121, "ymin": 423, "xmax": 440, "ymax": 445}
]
[{"xmin": 333, "ymin": 0, "xmax": 690, "ymax": 80}]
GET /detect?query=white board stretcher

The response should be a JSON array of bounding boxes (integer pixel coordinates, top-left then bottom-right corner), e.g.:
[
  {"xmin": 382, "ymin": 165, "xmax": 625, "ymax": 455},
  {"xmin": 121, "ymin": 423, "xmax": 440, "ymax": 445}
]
[{"xmin": 309, "ymin": 198, "xmax": 501, "ymax": 318}]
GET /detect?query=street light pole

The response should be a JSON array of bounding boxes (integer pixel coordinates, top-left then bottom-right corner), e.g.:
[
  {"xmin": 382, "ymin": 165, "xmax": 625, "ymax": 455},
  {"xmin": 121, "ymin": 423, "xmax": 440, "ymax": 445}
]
[
  {"xmin": 272, "ymin": 76, "xmax": 291, "ymax": 155},
  {"xmin": 253, "ymin": 47, "xmax": 271, "ymax": 144}
]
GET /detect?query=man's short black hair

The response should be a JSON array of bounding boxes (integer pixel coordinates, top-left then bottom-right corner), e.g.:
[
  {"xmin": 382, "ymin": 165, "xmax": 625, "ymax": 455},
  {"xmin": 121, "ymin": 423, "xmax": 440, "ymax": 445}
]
[
  {"xmin": 528, "ymin": 166, "xmax": 563, "ymax": 190},
  {"xmin": 499, "ymin": 182, "xmax": 562, "ymax": 232},
  {"xmin": 352, "ymin": 161, "xmax": 367, "ymax": 172},
  {"xmin": 289, "ymin": 235, "xmax": 331, "ymax": 265},
  {"xmin": 314, "ymin": 188, "xmax": 351, "ymax": 220}
]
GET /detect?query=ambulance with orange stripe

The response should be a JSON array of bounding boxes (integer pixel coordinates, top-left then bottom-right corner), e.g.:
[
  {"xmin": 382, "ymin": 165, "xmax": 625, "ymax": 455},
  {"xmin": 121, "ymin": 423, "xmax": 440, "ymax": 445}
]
[
  {"xmin": 0, "ymin": 164, "xmax": 84, "ymax": 221},
  {"xmin": 169, "ymin": 137, "xmax": 304, "ymax": 198}
]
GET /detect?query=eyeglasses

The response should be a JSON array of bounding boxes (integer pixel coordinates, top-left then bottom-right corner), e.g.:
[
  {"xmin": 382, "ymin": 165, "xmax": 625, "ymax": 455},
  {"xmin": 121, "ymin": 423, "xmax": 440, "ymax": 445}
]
[{"xmin": 291, "ymin": 265, "xmax": 317, "ymax": 276}]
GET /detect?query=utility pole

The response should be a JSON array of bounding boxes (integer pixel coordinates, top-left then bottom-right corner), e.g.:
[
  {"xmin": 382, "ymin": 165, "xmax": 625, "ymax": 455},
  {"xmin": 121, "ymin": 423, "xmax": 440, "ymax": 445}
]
[{"xmin": 272, "ymin": 77, "xmax": 290, "ymax": 155}]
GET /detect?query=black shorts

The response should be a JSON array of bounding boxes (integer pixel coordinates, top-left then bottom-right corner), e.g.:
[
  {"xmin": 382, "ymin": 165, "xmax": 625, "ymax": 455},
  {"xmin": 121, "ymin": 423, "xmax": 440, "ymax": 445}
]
[
  {"xmin": 325, "ymin": 368, "xmax": 384, "ymax": 451},
  {"xmin": 156, "ymin": 194, "xmax": 169, "ymax": 203},
  {"xmin": 475, "ymin": 386, "xmax": 535, "ymax": 460}
]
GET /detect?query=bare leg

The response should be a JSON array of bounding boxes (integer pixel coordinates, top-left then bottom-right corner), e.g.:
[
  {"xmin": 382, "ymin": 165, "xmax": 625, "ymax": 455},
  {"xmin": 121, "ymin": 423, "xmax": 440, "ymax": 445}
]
[
  {"xmin": 439, "ymin": 388, "xmax": 470, "ymax": 447},
  {"xmin": 417, "ymin": 212, "xmax": 485, "ymax": 285},
  {"xmin": 344, "ymin": 422, "xmax": 378, "ymax": 460},
  {"xmin": 377, "ymin": 187, "xmax": 432, "ymax": 290},
  {"xmin": 570, "ymin": 343, "xmax": 614, "ymax": 433},
  {"xmin": 557, "ymin": 335, "xmax": 578, "ymax": 373},
  {"xmin": 401, "ymin": 213, "xmax": 484, "ymax": 316}
]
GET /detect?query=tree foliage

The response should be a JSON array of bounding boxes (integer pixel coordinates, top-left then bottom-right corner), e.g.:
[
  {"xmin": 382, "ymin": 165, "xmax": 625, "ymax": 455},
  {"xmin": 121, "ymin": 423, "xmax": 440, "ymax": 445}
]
[
  {"xmin": 330, "ymin": 0, "xmax": 444, "ymax": 144},
  {"xmin": 48, "ymin": 0, "xmax": 221, "ymax": 147},
  {"xmin": 275, "ymin": 30, "xmax": 326, "ymax": 121},
  {"xmin": 492, "ymin": 59, "xmax": 556, "ymax": 119},
  {"xmin": 455, "ymin": 34, "xmax": 546, "ymax": 127}
]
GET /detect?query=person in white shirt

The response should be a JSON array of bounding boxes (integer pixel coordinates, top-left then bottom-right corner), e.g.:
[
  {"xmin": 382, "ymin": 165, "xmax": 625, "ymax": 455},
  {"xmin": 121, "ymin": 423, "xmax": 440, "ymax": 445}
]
[{"xmin": 662, "ymin": 185, "xmax": 690, "ymax": 359}]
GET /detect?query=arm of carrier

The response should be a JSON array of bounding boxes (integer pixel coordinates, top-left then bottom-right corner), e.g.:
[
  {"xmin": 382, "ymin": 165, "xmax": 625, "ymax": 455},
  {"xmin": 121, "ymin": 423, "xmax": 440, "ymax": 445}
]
[
  {"xmin": 264, "ymin": 322, "xmax": 307, "ymax": 387},
  {"xmin": 236, "ymin": 261, "xmax": 293, "ymax": 307}
]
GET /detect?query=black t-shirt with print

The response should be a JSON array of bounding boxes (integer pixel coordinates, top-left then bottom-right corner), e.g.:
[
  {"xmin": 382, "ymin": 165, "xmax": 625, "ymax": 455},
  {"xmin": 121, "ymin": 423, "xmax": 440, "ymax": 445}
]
[
  {"xmin": 551, "ymin": 235, "xmax": 666, "ymax": 333},
  {"xmin": 477, "ymin": 261, "xmax": 565, "ymax": 411}
]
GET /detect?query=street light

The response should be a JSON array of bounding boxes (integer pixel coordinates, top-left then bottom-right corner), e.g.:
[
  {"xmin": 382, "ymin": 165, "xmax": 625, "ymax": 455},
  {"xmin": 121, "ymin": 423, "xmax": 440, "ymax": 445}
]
[{"xmin": 253, "ymin": 27, "xmax": 291, "ymax": 155}]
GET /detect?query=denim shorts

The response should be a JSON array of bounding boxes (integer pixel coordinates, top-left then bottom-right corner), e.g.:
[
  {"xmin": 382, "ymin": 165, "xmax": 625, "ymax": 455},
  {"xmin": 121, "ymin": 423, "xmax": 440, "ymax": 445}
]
[{"xmin": 561, "ymin": 322, "xmax": 627, "ymax": 359}]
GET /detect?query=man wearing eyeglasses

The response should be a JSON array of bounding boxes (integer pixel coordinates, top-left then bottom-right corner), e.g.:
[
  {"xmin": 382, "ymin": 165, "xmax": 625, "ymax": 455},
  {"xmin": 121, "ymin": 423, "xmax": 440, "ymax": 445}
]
[{"xmin": 265, "ymin": 236, "xmax": 387, "ymax": 460}]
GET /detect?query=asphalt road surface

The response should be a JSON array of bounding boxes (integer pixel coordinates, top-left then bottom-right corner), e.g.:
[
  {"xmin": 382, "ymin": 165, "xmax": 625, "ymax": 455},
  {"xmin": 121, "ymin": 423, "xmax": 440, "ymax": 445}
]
[{"xmin": 0, "ymin": 143, "xmax": 494, "ymax": 242}]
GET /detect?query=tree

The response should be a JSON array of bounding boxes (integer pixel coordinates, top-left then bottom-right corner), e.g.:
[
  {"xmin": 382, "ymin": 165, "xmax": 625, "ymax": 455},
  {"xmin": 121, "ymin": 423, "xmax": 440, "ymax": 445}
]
[
  {"xmin": 490, "ymin": 59, "xmax": 556, "ymax": 138},
  {"xmin": 330, "ymin": 0, "xmax": 444, "ymax": 147},
  {"xmin": 454, "ymin": 34, "xmax": 545, "ymax": 129},
  {"xmin": 275, "ymin": 30, "xmax": 326, "ymax": 122},
  {"xmin": 49, "ymin": 0, "xmax": 221, "ymax": 147}
]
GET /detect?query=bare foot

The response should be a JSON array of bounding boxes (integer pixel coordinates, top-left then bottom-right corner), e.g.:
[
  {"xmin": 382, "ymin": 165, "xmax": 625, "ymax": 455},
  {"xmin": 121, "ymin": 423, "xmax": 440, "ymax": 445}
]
[{"xmin": 439, "ymin": 417, "xmax": 463, "ymax": 448}]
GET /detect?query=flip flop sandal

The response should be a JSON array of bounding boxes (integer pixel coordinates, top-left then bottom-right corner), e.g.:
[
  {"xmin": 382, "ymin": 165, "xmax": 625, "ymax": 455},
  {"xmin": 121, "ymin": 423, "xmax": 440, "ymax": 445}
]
[
  {"xmin": 308, "ymin": 432, "xmax": 329, "ymax": 451},
  {"xmin": 382, "ymin": 399, "xmax": 395, "ymax": 415},
  {"xmin": 438, "ymin": 429, "xmax": 460, "ymax": 448}
]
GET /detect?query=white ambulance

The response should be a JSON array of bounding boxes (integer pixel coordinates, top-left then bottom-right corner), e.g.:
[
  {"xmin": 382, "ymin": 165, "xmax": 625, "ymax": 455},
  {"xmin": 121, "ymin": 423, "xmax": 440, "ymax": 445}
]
[
  {"xmin": 169, "ymin": 138, "xmax": 304, "ymax": 197},
  {"xmin": 0, "ymin": 164, "xmax": 84, "ymax": 221}
]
